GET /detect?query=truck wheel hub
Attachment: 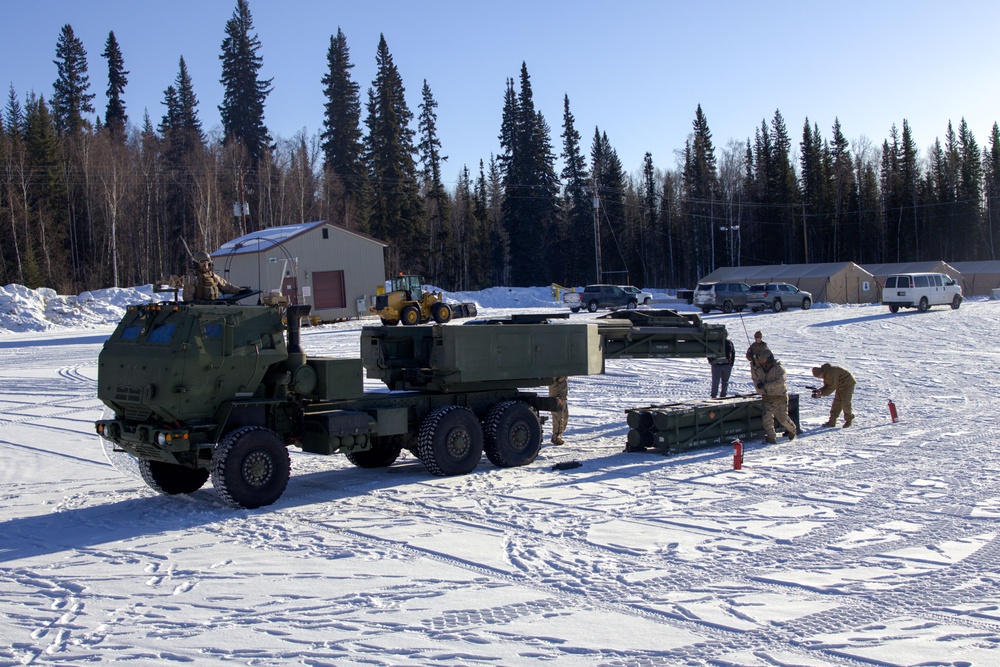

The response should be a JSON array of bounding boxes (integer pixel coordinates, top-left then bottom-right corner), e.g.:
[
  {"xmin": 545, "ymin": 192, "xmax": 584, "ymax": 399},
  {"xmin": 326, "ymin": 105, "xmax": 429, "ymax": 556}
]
[
  {"xmin": 446, "ymin": 428, "xmax": 470, "ymax": 458},
  {"xmin": 242, "ymin": 451, "xmax": 274, "ymax": 488}
]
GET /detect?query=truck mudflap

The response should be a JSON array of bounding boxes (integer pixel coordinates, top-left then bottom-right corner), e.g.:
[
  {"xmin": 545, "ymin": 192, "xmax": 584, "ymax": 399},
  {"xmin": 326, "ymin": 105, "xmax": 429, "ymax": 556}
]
[{"xmin": 624, "ymin": 394, "xmax": 800, "ymax": 453}]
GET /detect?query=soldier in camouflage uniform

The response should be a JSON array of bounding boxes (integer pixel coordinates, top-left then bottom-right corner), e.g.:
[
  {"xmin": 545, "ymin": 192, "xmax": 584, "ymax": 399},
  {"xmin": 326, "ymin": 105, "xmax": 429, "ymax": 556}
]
[
  {"xmin": 754, "ymin": 349, "xmax": 797, "ymax": 444},
  {"xmin": 745, "ymin": 330, "xmax": 769, "ymax": 388},
  {"xmin": 811, "ymin": 363, "xmax": 857, "ymax": 427},
  {"xmin": 548, "ymin": 376, "xmax": 568, "ymax": 445},
  {"xmin": 183, "ymin": 251, "xmax": 242, "ymax": 302}
]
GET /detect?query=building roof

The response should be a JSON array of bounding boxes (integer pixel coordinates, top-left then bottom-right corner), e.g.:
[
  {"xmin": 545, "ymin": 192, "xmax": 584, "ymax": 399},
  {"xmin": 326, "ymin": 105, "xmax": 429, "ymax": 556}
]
[
  {"xmin": 213, "ymin": 221, "xmax": 387, "ymax": 257},
  {"xmin": 862, "ymin": 261, "xmax": 959, "ymax": 277},
  {"xmin": 701, "ymin": 262, "xmax": 868, "ymax": 282},
  {"xmin": 950, "ymin": 260, "xmax": 1000, "ymax": 273}
]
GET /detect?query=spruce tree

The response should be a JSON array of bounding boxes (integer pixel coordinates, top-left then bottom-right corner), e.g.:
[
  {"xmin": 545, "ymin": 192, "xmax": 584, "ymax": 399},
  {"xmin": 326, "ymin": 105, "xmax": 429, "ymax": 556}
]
[
  {"xmin": 320, "ymin": 27, "xmax": 365, "ymax": 227},
  {"xmin": 219, "ymin": 0, "xmax": 272, "ymax": 166},
  {"xmin": 559, "ymin": 95, "xmax": 593, "ymax": 285},
  {"xmin": 683, "ymin": 105, "xmax": 719, "ymax": 277},
  {"xmin": 592, "ymin": 128, "xmax": 627, "ymax": 282},
  {"xmin": 498, "ymin": 63, "xmax": 558, "ymax": 286},
  {"xmin": 364, "ymin": 34, "xmax": 424, "ymax": 272},
  {"xmin": 22, "ymin": 94, "xmax": 65, "ymax": 285},
  {"xmin": 160, "ymin": 57, "xmax": 205, "ymax": 272},
  {"xmin": 101, "ymin": 31, "xmax": 128, "ymax": 138},
  {"xmin": 417, "ymin": 80, "xmax": 450, "ymax": 285},
  {"xmin": 51, "ymin": 24, "xmax": 95, "ymax": 135},
  {"xmin": 957, "ymin": 118, "xmax": 983, "ymax": 259},
  {"xmin": 984, "ymin": 123, "xmax": 1000, "ymax": 259}
]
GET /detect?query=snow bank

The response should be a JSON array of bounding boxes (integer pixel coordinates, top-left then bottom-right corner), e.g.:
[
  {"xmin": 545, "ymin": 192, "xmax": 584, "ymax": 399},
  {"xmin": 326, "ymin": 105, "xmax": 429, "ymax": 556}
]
[{"xmin": 0, "ymin": 284, "xmax": 166, "ymax": 333}]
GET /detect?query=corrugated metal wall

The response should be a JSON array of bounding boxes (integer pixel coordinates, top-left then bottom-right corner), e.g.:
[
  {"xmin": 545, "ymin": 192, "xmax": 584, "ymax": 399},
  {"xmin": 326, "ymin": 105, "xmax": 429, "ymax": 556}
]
[{"xmin": 216, "ymin": 225, "xmax": 386, "ymax": 319}]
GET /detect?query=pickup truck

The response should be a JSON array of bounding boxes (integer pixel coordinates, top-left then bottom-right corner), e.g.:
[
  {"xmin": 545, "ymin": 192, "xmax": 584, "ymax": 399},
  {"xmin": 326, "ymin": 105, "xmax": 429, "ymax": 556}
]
[{"xmin": 565, "ymin": 285, "xmax": 639, "ymax": 312}]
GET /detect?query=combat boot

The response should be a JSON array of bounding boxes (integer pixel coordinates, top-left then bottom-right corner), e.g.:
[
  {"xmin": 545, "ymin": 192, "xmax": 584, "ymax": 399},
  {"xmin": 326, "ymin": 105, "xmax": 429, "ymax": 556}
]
[
  {"xmin": 787, "ymin": 430, "xmax": 796, "ymax": 441},
  {"xmin": 843, "ymin": 418, "xmax": 852, "ymax": 428},
  {"xmin": 824, "ymin": 420, "xmax": 836, "ymax": 427},
  {"xmin": 765, "ymin": 436, "xmax": 777, "ymax": 444}
]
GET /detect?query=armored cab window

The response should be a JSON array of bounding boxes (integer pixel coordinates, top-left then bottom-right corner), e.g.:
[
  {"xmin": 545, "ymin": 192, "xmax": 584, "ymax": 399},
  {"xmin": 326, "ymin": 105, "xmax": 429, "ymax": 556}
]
[
  {"xmin": 120, "ymin": 324, "xmax": 142, "ymax": 341},
  {"xmin": 203, "ymin": 323, "xmax": 223, "ymax": 340},
  {"xmin": 147, "ymin": 322, "xmax": 177, "ymax": 344}
]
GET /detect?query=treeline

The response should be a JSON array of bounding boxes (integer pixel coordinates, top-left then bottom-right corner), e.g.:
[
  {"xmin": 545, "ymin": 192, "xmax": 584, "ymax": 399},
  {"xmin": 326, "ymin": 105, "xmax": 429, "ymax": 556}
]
[{"xmin": 3, "ymin": 1, "xmax": 1000, "ymax": 294}]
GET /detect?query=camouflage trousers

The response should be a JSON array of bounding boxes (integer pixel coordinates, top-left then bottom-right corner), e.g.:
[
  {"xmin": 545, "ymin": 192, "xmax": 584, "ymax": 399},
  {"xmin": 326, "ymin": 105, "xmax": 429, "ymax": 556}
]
[
  {"xmin": 830, "ymin": 385, "xmax": 855, "ymax": 423},
  {"xmin": 762, "ymin": 395, "xmax": 796, "ymax": 439}
]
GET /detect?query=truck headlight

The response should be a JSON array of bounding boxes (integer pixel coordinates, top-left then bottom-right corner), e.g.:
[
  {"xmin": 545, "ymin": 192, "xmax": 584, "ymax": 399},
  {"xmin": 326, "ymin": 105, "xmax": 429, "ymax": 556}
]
[{"xmin": 156, "ymin": 432, "xmax": 167, "ymax": 446}]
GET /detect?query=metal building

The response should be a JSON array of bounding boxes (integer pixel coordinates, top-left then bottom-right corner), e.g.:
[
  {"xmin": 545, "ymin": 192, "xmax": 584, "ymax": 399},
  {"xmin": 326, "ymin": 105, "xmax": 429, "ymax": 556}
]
[{"xmin": 211, "ymin": 221, "xmax": 387, "ymax": 320}]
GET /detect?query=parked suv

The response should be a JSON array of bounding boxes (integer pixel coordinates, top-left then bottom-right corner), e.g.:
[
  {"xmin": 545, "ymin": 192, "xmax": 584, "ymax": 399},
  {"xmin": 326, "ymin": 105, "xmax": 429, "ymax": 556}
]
[
  {"xmin": 882, "ymin": 273, "xmax": 962, "ymax": 312},
  {"xmin": 574, "ymin": 284, "xmax": 639, "ymax": 312},
  {"xmin": 692, "ymin": 282, "xmax": 751, "ymax": 313},
  {"xmin": 747, "ymin": 283, "xmax": 812, "ymax": 312}
]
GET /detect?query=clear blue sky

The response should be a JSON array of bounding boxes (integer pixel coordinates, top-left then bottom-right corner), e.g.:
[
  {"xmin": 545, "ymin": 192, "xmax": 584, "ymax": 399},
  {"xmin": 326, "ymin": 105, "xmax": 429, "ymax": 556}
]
[{"xmin": 5, "ymin": 1, "xmax": 1000, "ymax": 184}]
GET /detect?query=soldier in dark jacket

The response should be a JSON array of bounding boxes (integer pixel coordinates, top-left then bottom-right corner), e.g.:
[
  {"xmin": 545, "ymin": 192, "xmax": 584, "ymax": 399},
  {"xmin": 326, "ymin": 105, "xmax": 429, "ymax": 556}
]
[
  {"xmin": 183, "ymin": 251, "xmax": 242, "ymax": 302},
  {"xmin": 709, "ymin": 338, "xmax": 736, "ymax": 398},
  {"xmin": 755, "ymin": 349, "xmax": 797, "ymax": 444},
  {"xmin": 812, "ymin": 363, "xmax": 857, "ymax": 427}
]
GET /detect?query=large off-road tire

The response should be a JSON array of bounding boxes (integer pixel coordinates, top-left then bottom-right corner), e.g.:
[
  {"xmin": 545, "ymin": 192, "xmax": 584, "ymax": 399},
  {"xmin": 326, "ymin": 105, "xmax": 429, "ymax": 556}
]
[
  {"xmin": 917, "ymin": 296, "xmax": 929, "ymax": 312},
  {"xmin": 211, "ymin": 426, "xmax": 290, "ymax": 509},
  {"xmin": 587, "ymin": 300, "xmax": 599, "ymax": 313},
  {"xmin": 417, "ymin": 405, "xmax": 483, "ymax": 476},
  {"xmin": 379, "ymin": 316, "xmax": 399, "ymax": 326},
  {"xmin": 801, "ymin": 297, "xmax": 812, "ymax": 310},
  {"xmin": 951, "ymin": 294, "xmax": 962, "ymax": 310},
  {"xmin": 722, "ymin": 300, "xmax": 733, "ymax": 314},
  {"xmin": 483, "ymin": 400, "xmax": 541, "ymax": 468},
  {"xmin": 431, "ymin": 302, "xmax": 453, "ymax": 324},
  {"xmin": 888, "ymin": 304, "xmax": 900, "ymax": 313},
  {"xmin": 345, "ymin": 446, "xmax": 402, "ymax": 468},
  {"xmin": 771, "ymin": 298, "xmax": 783, "ymax": 312},
  {"xmin": 139, "ymin": 459, "xmax": 209, "ymax": 495},
  {"xmin": 400, "ymin": 305, "xmax": 421, "ymax": 326}
]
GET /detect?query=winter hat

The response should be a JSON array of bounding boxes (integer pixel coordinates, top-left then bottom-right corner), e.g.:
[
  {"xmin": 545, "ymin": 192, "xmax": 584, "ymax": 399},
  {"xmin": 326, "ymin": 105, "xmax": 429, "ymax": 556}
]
[
  {"xmin": 753, "ymin": 331, "xmax": 763, "ymax": 339},
  {"xmin": 811, "ymin": 367, "xmax": 823, "ymax": 377}
]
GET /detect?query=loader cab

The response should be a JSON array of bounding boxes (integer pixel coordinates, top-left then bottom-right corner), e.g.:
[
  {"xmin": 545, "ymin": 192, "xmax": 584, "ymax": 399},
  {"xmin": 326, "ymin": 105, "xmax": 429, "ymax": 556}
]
[{"xmin": 387, "ymin": 274, "xmax": 424, "ymax": 300}]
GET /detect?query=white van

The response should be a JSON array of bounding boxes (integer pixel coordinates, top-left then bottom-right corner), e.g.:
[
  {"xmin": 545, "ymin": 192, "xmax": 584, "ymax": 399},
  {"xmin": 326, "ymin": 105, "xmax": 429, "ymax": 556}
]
[{"xmin": 882, "ymin": 273, "xmax": 962, "ymax": 313}]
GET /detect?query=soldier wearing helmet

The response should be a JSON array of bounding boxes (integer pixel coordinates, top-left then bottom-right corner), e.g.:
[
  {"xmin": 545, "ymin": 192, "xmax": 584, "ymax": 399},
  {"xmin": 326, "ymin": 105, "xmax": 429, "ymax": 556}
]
[{"xmin": 182, "ymin": 251, "xmax": 242, "ymax": 301}]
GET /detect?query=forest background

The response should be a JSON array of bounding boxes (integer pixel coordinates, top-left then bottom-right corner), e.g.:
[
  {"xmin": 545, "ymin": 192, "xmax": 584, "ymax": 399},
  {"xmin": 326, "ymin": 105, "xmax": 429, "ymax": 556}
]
[{"xmin": 2, "ymin": 0, "xmax": 999, "ymax": 295}]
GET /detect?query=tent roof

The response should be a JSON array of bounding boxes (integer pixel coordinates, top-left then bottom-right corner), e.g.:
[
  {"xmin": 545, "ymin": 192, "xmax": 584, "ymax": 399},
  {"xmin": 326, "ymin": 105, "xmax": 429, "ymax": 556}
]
[
  {"xmin": 700, "ymin": 262, "xmax": 868, "ymax": 283},
  {"xmin": 950, "ymin": 260, "xmax": 1000, "ymax": 273},
  {"xmin": 213, "ymin": 221, "xmax": 387, "ymax": 257},
  {"xmin": 862, "ymin": 261, "xmax": 958, "ymax": 277}
]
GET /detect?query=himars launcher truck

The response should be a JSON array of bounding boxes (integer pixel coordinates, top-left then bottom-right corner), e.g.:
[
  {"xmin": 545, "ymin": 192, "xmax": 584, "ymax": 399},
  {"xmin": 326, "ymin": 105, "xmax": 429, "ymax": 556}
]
[{"xmin": 96, "ymin": 300, "xmax": 727, "ymax": 509}]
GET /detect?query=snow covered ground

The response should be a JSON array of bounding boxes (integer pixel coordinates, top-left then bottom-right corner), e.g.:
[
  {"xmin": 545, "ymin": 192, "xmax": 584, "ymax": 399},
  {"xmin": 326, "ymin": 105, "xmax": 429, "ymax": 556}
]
[{"xmin": 2, "ymin": 284, "xmax": 1000, "ymax": 666}]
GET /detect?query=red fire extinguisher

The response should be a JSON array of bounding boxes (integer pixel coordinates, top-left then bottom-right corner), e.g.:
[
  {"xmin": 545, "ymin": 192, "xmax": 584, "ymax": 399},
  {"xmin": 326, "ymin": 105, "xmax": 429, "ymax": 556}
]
[
  {"xmin": 888, "ymin": 399, "xmax": 899, "ymax": 423},
  {"xmin": 733, "ymin": 439, "xmax": 744, "ymax": 470}
]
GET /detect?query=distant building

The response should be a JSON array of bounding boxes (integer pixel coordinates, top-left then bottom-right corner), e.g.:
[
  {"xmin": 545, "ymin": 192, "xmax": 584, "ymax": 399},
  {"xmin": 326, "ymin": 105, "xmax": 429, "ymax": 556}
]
[
  {"xmin": 945, "ymin": 261, "xmax": 1000, "ymax": 297},
  {"xmin": 212, "ymin": 221, "xmax": 387, "ymax": 320},
  {"xmin": 698, "ymin": 262, "xmax": 877, "ymax": 304}
]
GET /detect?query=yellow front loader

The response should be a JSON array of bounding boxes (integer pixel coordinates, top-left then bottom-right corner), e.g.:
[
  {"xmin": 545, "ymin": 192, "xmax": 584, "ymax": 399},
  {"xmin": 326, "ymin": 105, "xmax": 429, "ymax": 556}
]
[{"xmin": 371, "ymin": 275, "xmax": 454, "ymax": 326}]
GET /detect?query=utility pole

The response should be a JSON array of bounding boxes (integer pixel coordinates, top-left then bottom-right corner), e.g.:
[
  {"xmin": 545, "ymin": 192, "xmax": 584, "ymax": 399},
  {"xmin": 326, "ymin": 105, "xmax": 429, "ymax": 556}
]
[{"xmin": 593, "ymin": 187, "xmax": 602, "ymax": 284}]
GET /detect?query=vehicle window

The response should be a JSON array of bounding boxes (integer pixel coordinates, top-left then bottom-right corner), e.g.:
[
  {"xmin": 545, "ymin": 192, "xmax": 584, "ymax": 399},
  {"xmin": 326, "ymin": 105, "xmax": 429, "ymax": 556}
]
[
  {"xmin": 696, "ymin": 283, "xmax": 711, "ymax": 291},
  {"xmin": 932, "ymin": 275, "xmax": 942, "ymax": 287},
  {"xmin": 147, "ymin": 322, "xmax": 177, "ymax": 344},
  {"xmin": 914, "ymin": 275, "xmax": 929, "ymax": 288},
  {"xmin": 885, "ymin": 277, "xmax": 896, "ymax": 288},
  {"xmin": 120, "ymin": 324, "xmax": 142, "ymax": 341}
]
